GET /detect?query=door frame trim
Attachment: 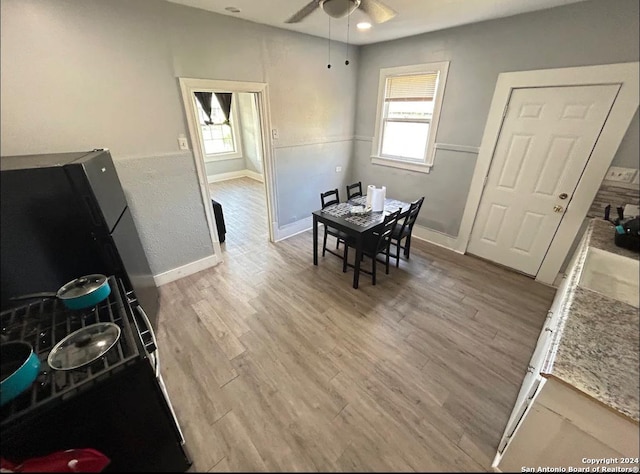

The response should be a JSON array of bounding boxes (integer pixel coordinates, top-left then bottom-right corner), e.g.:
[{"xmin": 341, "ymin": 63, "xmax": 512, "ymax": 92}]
[
  {"xmin": 458, "ymin": 62, "xmax": 639, "ymax": 284},
  {"xmin": 178, "ymin": 78, "xmax": 277, "ymax": 262}
]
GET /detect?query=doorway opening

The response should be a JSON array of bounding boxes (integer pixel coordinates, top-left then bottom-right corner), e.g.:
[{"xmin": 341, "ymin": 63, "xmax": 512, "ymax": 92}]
[{"xmin": 179, "ymin": 78, "xmax": 276, "ymax": 266}]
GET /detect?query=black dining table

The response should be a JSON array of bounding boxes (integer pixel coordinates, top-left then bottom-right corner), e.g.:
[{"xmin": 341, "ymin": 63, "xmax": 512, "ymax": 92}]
[{"xmin": 312, "ymin": 195, "xmax": 412, "ymax": 289}]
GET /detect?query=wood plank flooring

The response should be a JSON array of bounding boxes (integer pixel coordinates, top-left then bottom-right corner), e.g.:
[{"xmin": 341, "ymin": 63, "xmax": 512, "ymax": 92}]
[{"xmin": 155, "ymin": 177, "xmax": 556, "ymax": 472}]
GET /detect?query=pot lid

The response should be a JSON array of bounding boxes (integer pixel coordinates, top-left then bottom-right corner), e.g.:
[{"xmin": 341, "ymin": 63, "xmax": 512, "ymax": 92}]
[
  {"xmin": 57, "ymin": 274, "xmax": 107, "ymax": 299},
  {"xmin": 47, "ymin": 323, "xmax": 120, "ymax": 371}
]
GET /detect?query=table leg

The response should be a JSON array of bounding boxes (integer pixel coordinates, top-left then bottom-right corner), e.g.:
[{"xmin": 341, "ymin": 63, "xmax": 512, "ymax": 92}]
[
  {"xmin": 313, "ymin": 215, "xmax": 318, "ymax": 266},
  {"xmin": 353, "ymin": 233, "xmax": 363, "ymax": 289}
]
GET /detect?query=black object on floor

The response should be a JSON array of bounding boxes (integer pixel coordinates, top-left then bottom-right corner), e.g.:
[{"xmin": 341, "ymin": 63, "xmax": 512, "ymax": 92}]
[{"xmin": 211, "ymin": 199, "xmax": 226, "ymax": 243}]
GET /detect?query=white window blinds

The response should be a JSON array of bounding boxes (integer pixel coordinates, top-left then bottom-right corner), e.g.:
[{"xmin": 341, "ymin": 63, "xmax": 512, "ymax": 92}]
[{"xmin": 385, "ymin": 73, "xmax": 439, "ymax": 102}]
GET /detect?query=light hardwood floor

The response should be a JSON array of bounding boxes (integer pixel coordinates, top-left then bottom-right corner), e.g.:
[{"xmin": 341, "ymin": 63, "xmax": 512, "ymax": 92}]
[{"xmin": 156, "ymin": 177, "xmax": 555, "ymax": 472}]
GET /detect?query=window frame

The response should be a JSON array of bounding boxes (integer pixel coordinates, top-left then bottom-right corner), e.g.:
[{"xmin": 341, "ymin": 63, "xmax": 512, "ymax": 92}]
[
  {"xmin": 370, "ymin": 62, "xmax": 449, "ymax": 174},
  {"xmin": 193, "ymin": 93, "xmax": 243, "ymax": 162}
]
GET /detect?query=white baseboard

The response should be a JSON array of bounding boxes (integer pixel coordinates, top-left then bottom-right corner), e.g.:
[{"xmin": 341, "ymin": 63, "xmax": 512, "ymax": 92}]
[
  {"xmin": 207, "ymin": 169, "xmax": 264, "ymax": 184},
  {"xmin": 411, "ymin": 224, "xmax": 464, "ymax": 254},
  {"xmin": 274, "ymin": 216, "xmax": 312, "ymax": 242},
  {"xmin": 207, "ymin": 170, "xmax": 246, "ymax": 183},
  {"xmin": 245, "ymin": 170, "xmax": 264, "ymax": 182},
  {"xmin": 153, "ymin": 254, "xmax": 220, "ymax": 286}
]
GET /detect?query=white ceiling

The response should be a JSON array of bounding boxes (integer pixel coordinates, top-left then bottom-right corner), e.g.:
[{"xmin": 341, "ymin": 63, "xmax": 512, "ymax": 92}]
[{"xmin": 162, "ymin": 0, "xmax": 590, "ymax": 45}]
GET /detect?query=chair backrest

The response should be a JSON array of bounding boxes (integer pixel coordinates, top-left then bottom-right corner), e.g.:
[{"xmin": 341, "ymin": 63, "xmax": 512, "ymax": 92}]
[
  {"xmin": 398, "ymin": 196, "xmax": 425, "ymax": 234},
  {"xmin": 321, "ymin": 188, "xmax": 340, "ymax": 209},
  {"xmin": 373, "ymin": 209, "xmax": 401, "ymax": 254},
  {"xmin": 346, "ymin": 181, "xmax": 363, "ymax": 200}
]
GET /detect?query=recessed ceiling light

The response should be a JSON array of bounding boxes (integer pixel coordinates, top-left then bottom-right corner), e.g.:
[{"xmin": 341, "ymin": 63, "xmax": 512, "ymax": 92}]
[
  {"xmin": 225, "ymin": 6, "xmax": 241, "ymax": 13},
  {"xmin": 357, "ymin": 22, "xmax": 372, "ymax": 30}
]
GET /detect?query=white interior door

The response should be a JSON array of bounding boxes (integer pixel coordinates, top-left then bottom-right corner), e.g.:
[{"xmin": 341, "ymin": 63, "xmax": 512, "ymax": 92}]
[{"xmin": 468, "ymin": 84, "xmax": 619, "ymax": 276}]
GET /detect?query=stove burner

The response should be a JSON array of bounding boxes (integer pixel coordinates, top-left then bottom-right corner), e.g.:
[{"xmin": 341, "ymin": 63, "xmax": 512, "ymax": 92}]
[{"xmin": 0, "ymin": 277, "xmax": 141, "ymax": 426}]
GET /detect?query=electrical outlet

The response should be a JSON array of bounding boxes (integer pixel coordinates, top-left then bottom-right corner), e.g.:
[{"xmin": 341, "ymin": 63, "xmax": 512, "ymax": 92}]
[
  {"xmin": 605, "ymin": 166, "xmax": 636, "ymax": 183},
  {"xmin": 271, "ymin": 128, "xmax": 279, "ymax": 140},
  {"xmin": 335, "ymin": 166, "xmax": 342, "ymax": 173}
]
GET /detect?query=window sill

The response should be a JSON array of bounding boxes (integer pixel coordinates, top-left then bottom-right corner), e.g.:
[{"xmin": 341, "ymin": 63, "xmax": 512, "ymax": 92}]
[
  {"xmin": 204, "ymin": 152, "xmax": 243, "ymax": 162},
  {"xmin": 371, "ymin": 156, "xmax": 432, "ymax": 174}
]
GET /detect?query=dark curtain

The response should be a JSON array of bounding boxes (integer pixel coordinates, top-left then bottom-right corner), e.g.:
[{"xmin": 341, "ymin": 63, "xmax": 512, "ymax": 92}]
[
  {"xmin": 215, "ymin": 93, "xmax": 232, "ymax": 124},
  {"xmin": 194, "ymin": 92, "xmax": 213, "ymax": 125}
]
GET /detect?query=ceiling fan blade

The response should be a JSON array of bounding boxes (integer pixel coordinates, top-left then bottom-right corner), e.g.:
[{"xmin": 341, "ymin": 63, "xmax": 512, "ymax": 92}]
[
  {"xmin": 359, "ymin": 0, "xmax": 397, "ymax": 24},
  {"xmin": 285, "ymin": 0, "xmax": 321, "ymax": 23}
]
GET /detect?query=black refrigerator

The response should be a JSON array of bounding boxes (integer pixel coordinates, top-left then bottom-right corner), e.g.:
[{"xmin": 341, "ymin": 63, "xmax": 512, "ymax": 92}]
[{"xmin": 0, "ymin": 149, "xmax": 159, "ymax": 326}]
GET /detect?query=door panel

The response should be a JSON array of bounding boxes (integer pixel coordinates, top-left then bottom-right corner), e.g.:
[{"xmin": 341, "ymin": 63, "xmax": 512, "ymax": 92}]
[
  {"xmin": 481, "ymin": 204, "xmax": 507, "ymax": 243},
  {"xmin": 468, "ymin": 84, "xmax": 619, "ymax": 275},
  {"xmin": 497, "ymin": 134, "xmax": 532, "ymax": 189},
  {"xmin": 513, "ymin": 212, "xmax": 544, "ymax": 253}
]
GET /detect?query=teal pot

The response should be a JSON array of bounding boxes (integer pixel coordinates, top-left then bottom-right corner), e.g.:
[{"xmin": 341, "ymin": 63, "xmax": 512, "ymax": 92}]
[
  {"xmin": 1, "ymin": 341, "xmax": 41, "ymax": 406},
  {"xmin": 10, "ymin": 274, "xmax": 111, "ymax": 310}
]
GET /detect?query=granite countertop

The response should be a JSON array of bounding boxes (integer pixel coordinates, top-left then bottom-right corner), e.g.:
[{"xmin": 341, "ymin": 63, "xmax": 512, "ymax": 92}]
[
  {"xmin": 542, "ymin": 218, "xmax": 639, "ymax": 422},
  {"xmin": 588, "ymin": 218, "xmax": 639, "ymax": 260}
]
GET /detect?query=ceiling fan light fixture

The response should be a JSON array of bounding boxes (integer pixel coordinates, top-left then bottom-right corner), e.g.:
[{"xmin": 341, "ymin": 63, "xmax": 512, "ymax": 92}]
[
  {"xmin": 356, "ymin": 21, "xmax": 372, "ymax": 30},
  {"xmin": 320, "ymin": 0, "xmax": 361, "ymax": 19}
]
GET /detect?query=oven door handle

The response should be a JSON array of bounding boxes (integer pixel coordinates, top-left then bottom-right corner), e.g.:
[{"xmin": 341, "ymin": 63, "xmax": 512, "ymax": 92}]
[
  {"xmin": 133, "ymin": 303, "xmax": 157, "ymax": 354},
  {"xmin": 134, "ymin": 304, "xmax": 159, "ymax": 374},
  {"xmin": 134, "ymin": 306, "xmax": 185, "ymax": 446}
]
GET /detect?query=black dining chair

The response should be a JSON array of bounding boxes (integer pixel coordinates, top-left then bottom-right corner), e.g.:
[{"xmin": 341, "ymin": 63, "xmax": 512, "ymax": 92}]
[
  {"xmin": 390, "ymin": 196, "xmax": 425, "ymax": 267},
  {"xmin": 346, "ymin": 181, "xmax": 363, "ymax": 200},
  {"xmin": 320, "ymin": 188, "xmax": 353, "ymax": 260},
  {"xmin": 342, "ymin": 209, "xmax": 401, "ymax": 285}
]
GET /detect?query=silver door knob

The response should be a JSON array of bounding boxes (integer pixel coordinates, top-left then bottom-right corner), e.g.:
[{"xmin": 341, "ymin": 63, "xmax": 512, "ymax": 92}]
[
  {"xmin": 554, "ymin": 205, "xmax": 564, "ymax": 213},
  {"xmin": 559, "ymin": 193, "xmax": 568, "ymax": 200}
]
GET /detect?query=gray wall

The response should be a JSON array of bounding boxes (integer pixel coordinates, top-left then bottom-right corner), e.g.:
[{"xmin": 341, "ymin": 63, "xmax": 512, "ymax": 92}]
[
  {"xmin": 205, "ymin": 156, "xmax": 245, "ymax": 178},
  {"xmin": 1, "ymin": 0, "xmax": 358, "ymax": 274},
  {"xmin": 164, "ymin": 1, "xmax": 357, "ymax": 228},
  {"xmin": 116, "ymin": 152, "xmax": 213, "ymax": 272},
  {"xmin": 611, "ymin": 110, "xmax": 639, "ymax": 170},
  {"xmin": 277, "ymin": 140, "xmax": 354, "ymax": 223},
  {"xmin": 353, "ymin": 0, "xmax": 640, "ymax": 236},
  {"xmin": 4, "ymin": 0, "xmax": 636, "ymax": 275}
]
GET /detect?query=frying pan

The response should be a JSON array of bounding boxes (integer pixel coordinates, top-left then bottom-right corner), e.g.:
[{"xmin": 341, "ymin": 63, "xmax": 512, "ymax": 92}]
[
  {"xmin": 0, "ymin": 341, "xmax": 41, "ymax": 406},
  {"xmin": 10, "ymin": 274, "xmax": 111, "ymax": 310}
]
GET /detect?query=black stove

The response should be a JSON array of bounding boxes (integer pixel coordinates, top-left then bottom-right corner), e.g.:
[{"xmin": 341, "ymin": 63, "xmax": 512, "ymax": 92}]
[
  {"xmin": 0, "ymin": 277, "xmax": 142, "ymax": 426},
  {"xmin": 0, "ymin": 277, "xmax": 191, "ymax": 472}
]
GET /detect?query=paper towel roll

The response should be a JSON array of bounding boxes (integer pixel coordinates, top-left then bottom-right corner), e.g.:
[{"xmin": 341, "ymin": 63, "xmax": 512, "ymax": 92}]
[
  {"xmin": 366, "ymin": 185, "xmax": 376, "ymax": 208},
  {"xmin": 370, "ymin": 186, "xmax": 386, "ymax": 212}
]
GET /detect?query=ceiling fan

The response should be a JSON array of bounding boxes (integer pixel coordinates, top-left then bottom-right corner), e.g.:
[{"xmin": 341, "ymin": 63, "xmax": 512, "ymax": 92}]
[{"xmin": 285, "ymin": 0, "xmax": 397, "ymax": 24}]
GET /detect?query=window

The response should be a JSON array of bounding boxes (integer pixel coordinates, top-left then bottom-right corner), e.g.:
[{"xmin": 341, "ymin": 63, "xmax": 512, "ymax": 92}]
[
  {"xmin": 371, "ymin": 62, "xmax": 449, "ymax": 173},
  {"xmin": 194, "ymin": 94, "xmax": 242, "ymax": 161}
]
